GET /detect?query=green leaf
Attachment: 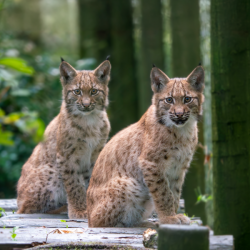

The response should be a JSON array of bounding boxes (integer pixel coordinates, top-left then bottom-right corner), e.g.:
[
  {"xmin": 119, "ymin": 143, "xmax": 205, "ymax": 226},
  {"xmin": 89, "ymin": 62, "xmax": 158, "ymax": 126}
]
[
  {"xmin": 60, "ymin": 220, "xmax": 66, "ymax": 223},
  {"xmin": 0, "ymin": 109, "xmax": 5, "ymax": 118},
  {"xmin": 0, "ymin": 57, "xmax": 35, "ymax": 75},
  {"xmin": 3, "ymin": 112, "xmax": 24, "ymax": 124},
  {"xmin": 11, "ymin": 233, "xmax": 16, "ymax": 239},
  {"xmin": 0, "ymin": 126, "xmax": 14, "ymax": 146}
]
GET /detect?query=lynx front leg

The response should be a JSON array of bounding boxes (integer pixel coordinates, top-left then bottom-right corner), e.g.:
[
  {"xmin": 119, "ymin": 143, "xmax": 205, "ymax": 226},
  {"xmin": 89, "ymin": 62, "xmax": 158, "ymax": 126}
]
[
  {"xmin": 139, "ymin": 158, "xmax": 190, "ymax": 225},
  {"xmin": 57, "ymin": 153, "xmax": 87, "ymax": 219},
  {"xmin": 87, "ymin": 140, "xmax": 108, "ymax": 187}
]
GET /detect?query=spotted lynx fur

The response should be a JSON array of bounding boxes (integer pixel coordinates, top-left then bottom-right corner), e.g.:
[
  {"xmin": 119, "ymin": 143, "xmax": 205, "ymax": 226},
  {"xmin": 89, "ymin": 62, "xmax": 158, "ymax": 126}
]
[
  {"xmin": 17, "ymin": 58, "xmax": 111, "ymax": 218},
  {"xmin": 87, "ymin": 65, "xmax": 204, "ymax": 227}
]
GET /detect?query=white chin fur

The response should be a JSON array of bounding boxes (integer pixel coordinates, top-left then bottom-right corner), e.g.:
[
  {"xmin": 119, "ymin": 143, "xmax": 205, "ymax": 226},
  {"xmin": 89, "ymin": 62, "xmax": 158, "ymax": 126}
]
[{"xmin": 162, "ymin": 115, "xmax": 196, "ymax": 128}]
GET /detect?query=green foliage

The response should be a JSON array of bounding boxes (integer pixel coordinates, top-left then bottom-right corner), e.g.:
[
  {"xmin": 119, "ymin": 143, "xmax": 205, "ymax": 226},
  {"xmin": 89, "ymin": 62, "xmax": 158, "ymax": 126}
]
[
  {"xmin": 0, "ymin": 57, "xmax": 34, "ymax": 75},
  {"xmin": 0, "ymin": 108, "xmax": 45, "ymax": 145},
  {"xmin": 10, "ymin": 226, "xmax": 19, "ymax": 240},
  {"xmin": 60, "ymin": 219, "xmax": 69, "ymax": 228},
  {"xmin": 195, "ymin": 187, "xmax": 213, "ymax": 204},
  {"xmin": 0, "ymin": 207, "xmax": 7, "ymax": 217},
  {"xmin": 1, "ymin": 220, "xmax": 6, "ymax": 229}
]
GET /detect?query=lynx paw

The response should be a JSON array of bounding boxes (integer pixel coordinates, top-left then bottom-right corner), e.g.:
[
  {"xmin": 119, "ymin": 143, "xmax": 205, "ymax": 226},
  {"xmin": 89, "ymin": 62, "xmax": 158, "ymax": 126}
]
[
  {"xmin": 160, "ymin": 214, "xmax": 190, "ymax": 225},
  {"xmin": 68, "ymin": 209, "xmax": 87, "ymax": 219},
  {"xmin": 175, "ymin": 213, "xmax": 191, "ymax": 225}
]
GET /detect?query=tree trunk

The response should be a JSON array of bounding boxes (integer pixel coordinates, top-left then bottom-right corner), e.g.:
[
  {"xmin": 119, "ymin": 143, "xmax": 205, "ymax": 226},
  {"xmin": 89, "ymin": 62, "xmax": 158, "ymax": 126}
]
[
  {"xmin": 78, "ymin": 0, "xmax": 138, "ymax": 135},
  {"xmin": 139, "ymin": 0, "xmax": 165, "ymax": 115},
  {"xmin": 170, "ymin": 0, "xmax": 207, "ymax": 224},
  {"xmin": 108, "ymin": 0, "xmax": 138, "ymax": 135},
  {"xmin": 211, "ymin": 0, "xmax": 250, "ymax": 249},
  {"xmin": 77, "ymin": 0, "xmax": 111, "ymax": 61}
]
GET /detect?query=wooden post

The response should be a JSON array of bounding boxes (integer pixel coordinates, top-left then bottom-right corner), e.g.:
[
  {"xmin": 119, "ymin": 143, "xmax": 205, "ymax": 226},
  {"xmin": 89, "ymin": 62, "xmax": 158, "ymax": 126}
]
[{"xmin": 158, "ymin": 225, "xmax": 209, "ymax": 250}]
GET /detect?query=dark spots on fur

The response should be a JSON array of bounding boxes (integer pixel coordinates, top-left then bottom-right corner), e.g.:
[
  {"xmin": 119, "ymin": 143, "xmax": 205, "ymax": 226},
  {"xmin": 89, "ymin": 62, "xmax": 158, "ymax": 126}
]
[
  {"xmin": 171, "ymin": 147, "xmax": 179, "ymax": 150},
  {"xmin": 158, "ymin": 118, "xmax": 165, "ymax": 125},
  {"xmin": 176, "ymin": 188, "xmax": 180, "ymax": 193},
  {"xmin": 65, "ymin": 143, "xmax": 72, "ymax": 149},
  {"xmin": 175, "ymin": 177, "xmax": 179, "ymax": 181},
  {"xmin": 174, "ymin": 133, "xmax": 177, "ymax": 138},
  {"xmin": 164, "ymin": 155, "xmax": 168, "ymax": 160},
  {"xmin": 49, "ymin": 171, "xmax": 53, "ymax": 174},
  {"xmin": 157, "ymin": 178, "xmax": 164, "ymax": 184},
  {"xmin": 168, "ymin": 129, "xmax": 172, "ymax": 134},
  {"xmin": 71, "ymin": 170, "xmax": 74, "ymax": 175},
  {"xmin": 48, "ymin": 177, "xmax": 52, "ymax": 181},
  {"xmin": 162, "ymin": 191, "xmax": 166, "ymax": 196},
  {"xmin": 67, "ymin": 147, "xmax": 76, "ymax": 159},
  {"xmin": 151, "ymin": 188, "xmax": 158, "ymax": 193},
  {"xmin": 64, "ymin": 170, "xmax": 70, "ymax": 175},
  {"xmin": 75, "ymin": 159, "xmax": 80, "ymax": 165},
  {"xmin": 71, "ymin": 121, "xmax": 84, "ymax": 131},
  {"xmin": 48, "ymin": 164, "xmax": 53, "ymax": 168}
]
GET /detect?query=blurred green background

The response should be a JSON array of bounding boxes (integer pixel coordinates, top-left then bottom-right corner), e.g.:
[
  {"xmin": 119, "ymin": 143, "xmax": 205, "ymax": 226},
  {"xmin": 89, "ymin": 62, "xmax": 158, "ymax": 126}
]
[{"xmin": 0, "ymin": 0, "xmax": 212, "ymax": 226}]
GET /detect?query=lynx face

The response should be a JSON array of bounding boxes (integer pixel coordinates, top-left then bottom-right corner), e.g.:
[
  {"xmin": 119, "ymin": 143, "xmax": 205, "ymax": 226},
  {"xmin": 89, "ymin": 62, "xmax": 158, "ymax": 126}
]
[
  {"xmin": 60, "ymin": 60, "xmax": 111, "ymax": 115},
  {"xmin": 151, "ymin": 66, "xmax": 205, "ymax": 127}
]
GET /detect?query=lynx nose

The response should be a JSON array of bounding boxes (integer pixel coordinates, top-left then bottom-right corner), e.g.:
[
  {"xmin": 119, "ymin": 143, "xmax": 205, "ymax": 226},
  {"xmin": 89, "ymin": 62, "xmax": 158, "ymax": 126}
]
[
  {"xmin": 174, "ymin": 109, "xmax": 184, "ymax": 118},
  {"xmin": 83, "ymin": 102, "xmax": 90, "ymax": 108}
]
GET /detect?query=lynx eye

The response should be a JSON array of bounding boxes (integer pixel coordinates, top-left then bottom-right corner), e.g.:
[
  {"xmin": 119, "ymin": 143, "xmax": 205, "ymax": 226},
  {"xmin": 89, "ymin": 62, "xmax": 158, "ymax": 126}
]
[
  {"xmin": 73, "ymin": 89, "xmax": 81, "ymax": 95},
  {"xmin": 91, "ymin": 89, "xmax": 98, "ymax": 95},
  {"xmin": 165, "ymin": 97, "xmax": 173, "ymax": 104},
  {"xmin": 184, "ymin": 96, "xmax": 192, "ymax": 103}
]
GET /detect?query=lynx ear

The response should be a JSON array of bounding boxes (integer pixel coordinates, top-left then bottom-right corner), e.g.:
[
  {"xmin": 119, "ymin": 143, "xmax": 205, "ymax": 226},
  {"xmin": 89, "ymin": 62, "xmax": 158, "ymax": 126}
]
[
  {"xmin": 60, "ymin": 60, "xmax": 77, "ymax": 84},
  {"xmin": 94, "ymin": 60, "xmax": 111, "ymax": 83},
  {"xmin": 186, "ymin": 66, "xmax": 205, "ymax": 92},
  {"xmin": 150, "ymin": 67, "xmax": 170, "ymax": 93}
]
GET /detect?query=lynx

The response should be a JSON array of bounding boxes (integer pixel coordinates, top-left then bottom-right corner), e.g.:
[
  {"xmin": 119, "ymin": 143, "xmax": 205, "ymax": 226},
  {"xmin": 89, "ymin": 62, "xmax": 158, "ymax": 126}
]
[
  {"xmin": 17, "ymin": 58, "xmax": 111, "ymax": 218},
  {"xmin": 87, "ymin": 65, "xmax": 204, "ymax": 227}
]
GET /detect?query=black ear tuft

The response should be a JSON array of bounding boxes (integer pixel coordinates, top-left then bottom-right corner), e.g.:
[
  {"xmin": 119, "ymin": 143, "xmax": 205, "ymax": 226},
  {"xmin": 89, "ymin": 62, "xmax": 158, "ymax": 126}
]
[
  {"xmin": 106, "ymin": 55, "xmax": 110, "ymax": 61},
  {"xmin": 198, "ymin": 61, "xmax": 202, "ymax": 66},
  {"xmin": 61, "ymin": 57, "xmax": 65, "ymax": 62},
  {"xmin": 152, "ymin": 64, "xmax": 156, "ymax": 68}
]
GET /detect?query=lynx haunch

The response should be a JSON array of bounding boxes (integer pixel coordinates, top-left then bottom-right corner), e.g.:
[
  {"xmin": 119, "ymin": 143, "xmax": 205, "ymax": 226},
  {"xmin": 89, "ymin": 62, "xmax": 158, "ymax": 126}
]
[
  {"xmin": 87, "ymin": 65, "xmax": 205, "ymax": 227},
  {"xmin": 17, "ymin": 58, "xmax": 111, "ymax": 218}
]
